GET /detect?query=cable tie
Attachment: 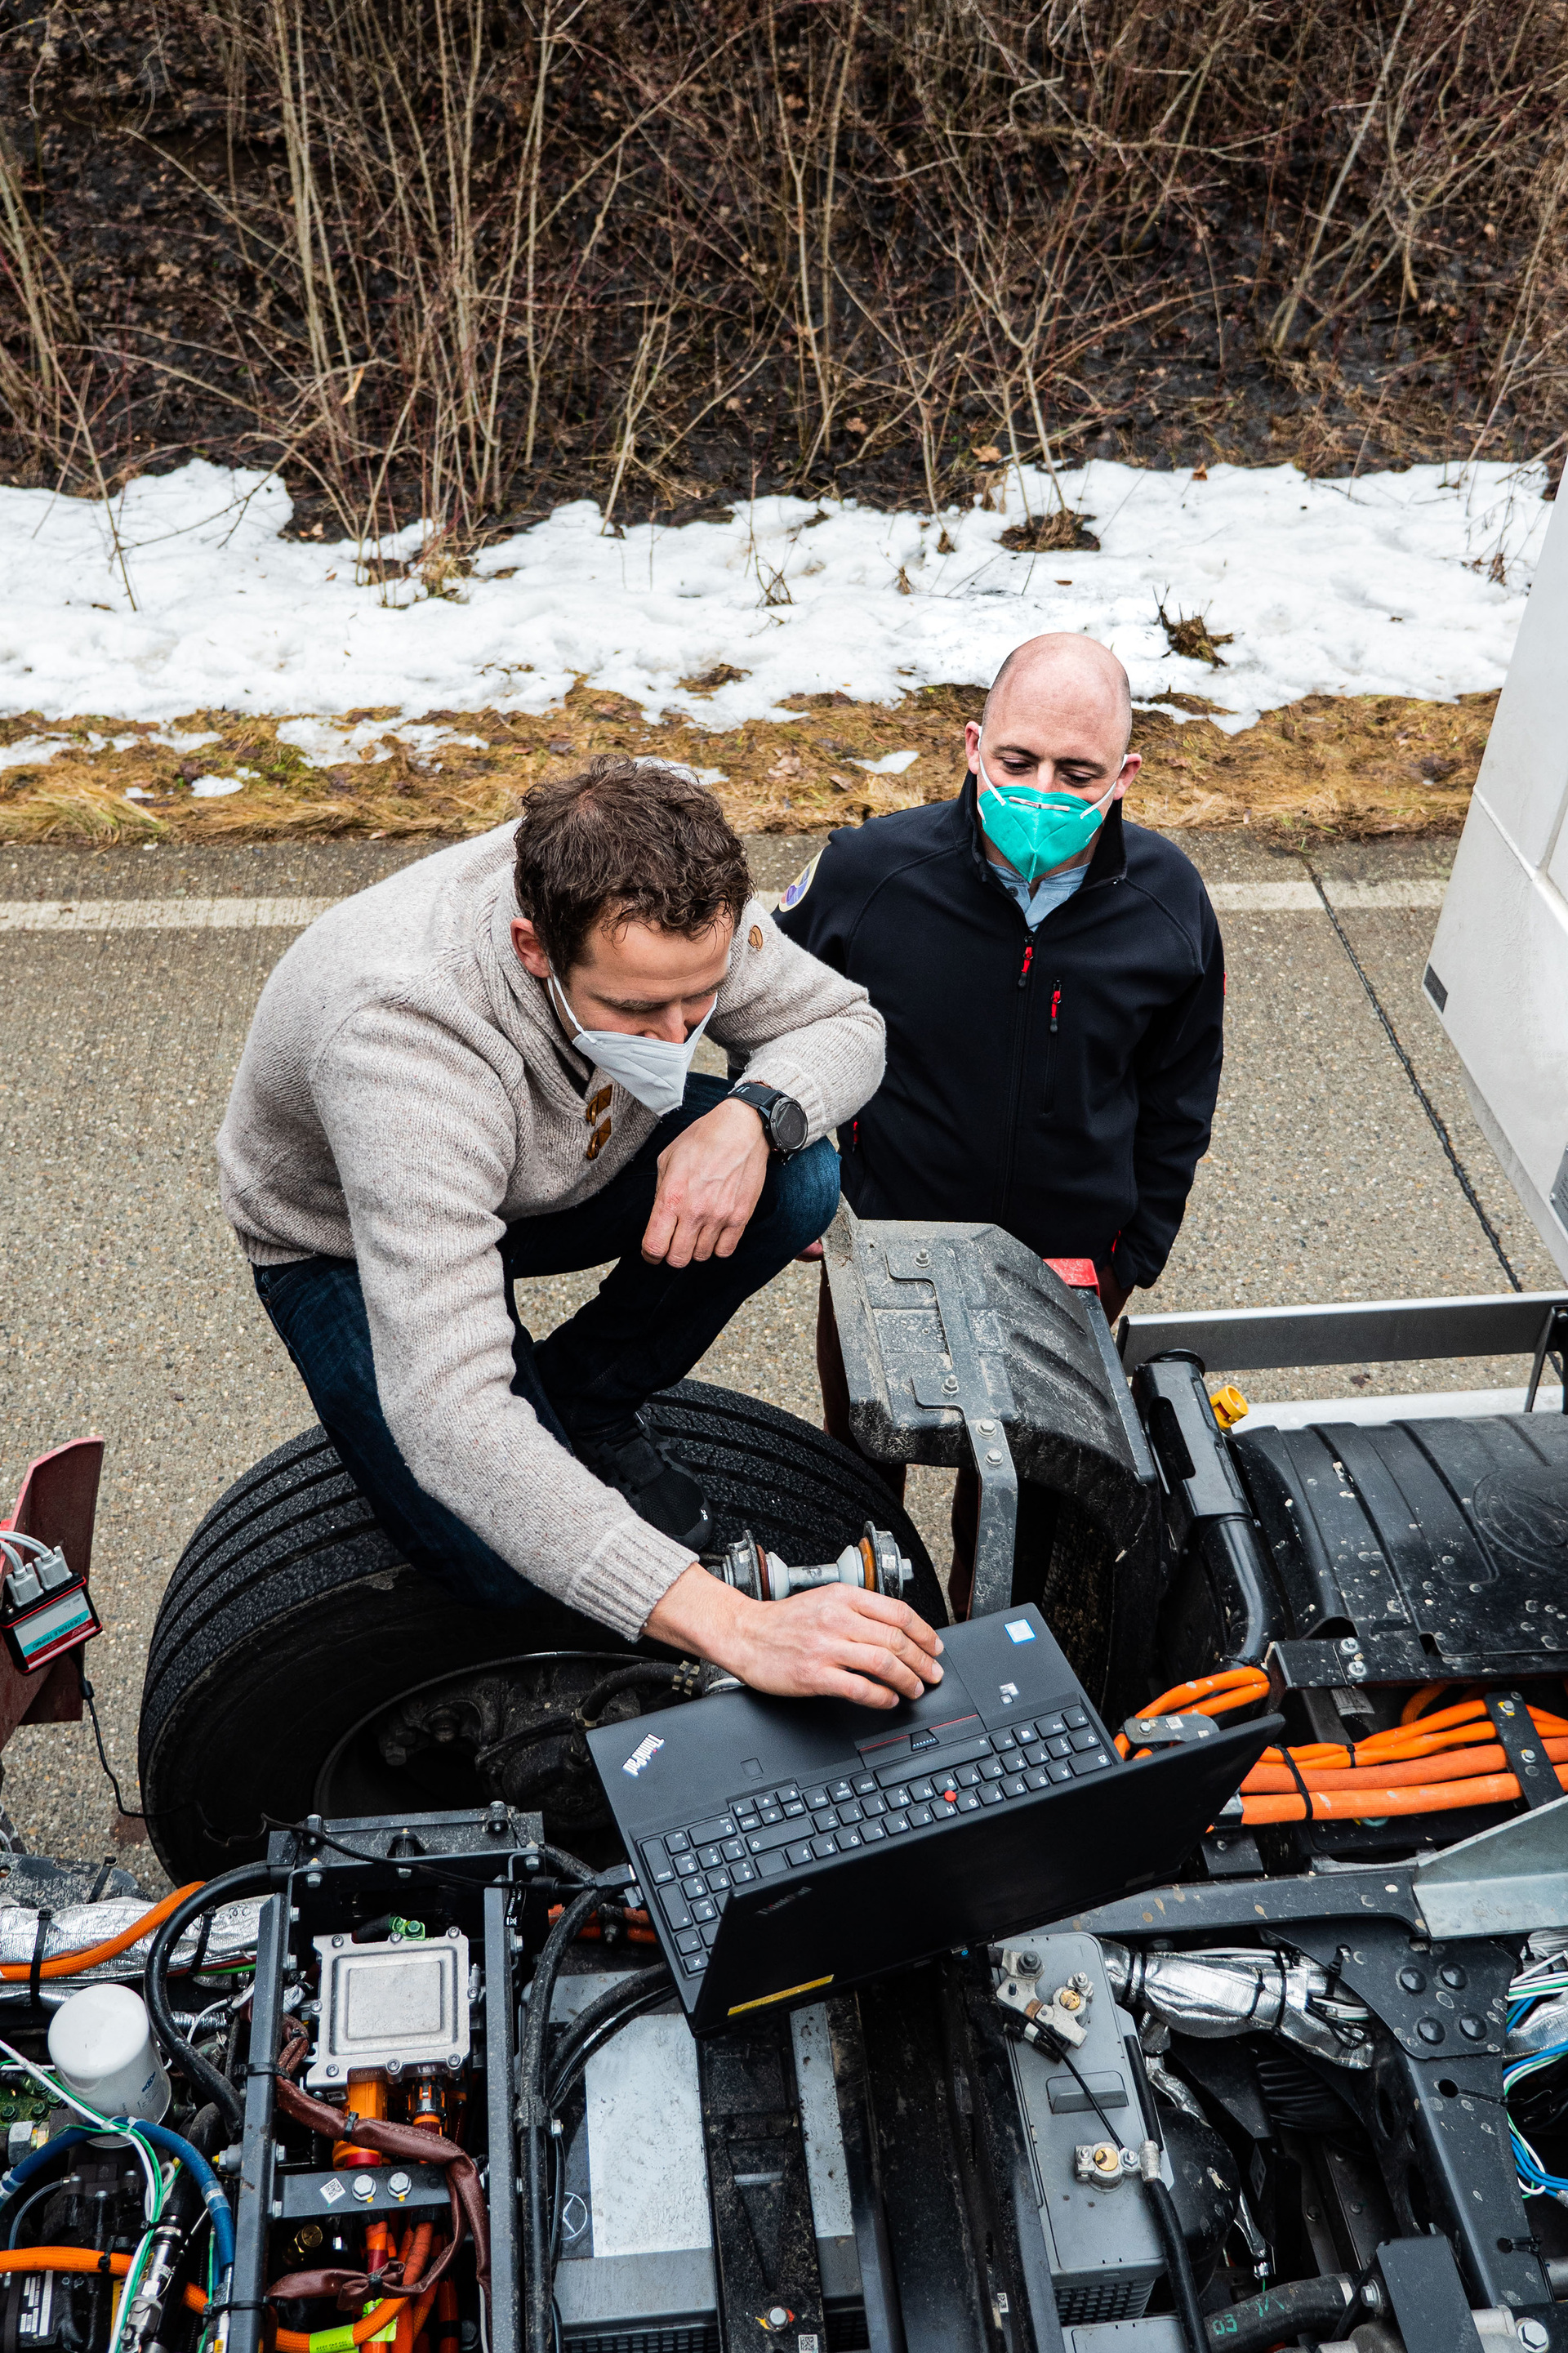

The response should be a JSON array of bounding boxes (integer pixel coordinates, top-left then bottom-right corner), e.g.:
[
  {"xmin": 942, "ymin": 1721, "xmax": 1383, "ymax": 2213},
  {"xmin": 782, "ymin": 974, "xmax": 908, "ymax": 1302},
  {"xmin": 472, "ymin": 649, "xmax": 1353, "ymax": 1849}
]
[
  {"xmin": 28, "ymin": 1912, "xmax": 51, "ymax": 2010},
  {"xmin": 1280, "ymin": 1749, "xmax": 1315, "ymax": 1821}
]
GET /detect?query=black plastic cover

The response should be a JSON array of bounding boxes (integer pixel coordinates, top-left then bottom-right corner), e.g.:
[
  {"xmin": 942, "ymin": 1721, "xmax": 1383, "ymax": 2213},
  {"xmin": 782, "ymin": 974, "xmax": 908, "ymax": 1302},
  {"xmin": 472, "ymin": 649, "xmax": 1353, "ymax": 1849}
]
[{"xmin": 1174, "ymin": 1410, "xmax": 1568, "ymax": 1684}]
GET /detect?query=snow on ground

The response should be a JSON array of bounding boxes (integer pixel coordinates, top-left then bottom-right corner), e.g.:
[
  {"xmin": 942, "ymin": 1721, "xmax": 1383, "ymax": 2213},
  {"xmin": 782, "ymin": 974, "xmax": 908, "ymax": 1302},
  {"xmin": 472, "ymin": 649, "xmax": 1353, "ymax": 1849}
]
[{"xmin": 1, "ymin": 454, "xmax": 1549, "ymax": 734}]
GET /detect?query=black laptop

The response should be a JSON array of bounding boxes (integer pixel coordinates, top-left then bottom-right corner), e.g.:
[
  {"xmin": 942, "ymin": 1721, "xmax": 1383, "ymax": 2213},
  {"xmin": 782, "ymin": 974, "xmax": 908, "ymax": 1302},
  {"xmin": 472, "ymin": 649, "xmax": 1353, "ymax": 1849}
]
[{"xmin": 589, "ymin": 1604, "xmax": 1276, "ymax": 2034}]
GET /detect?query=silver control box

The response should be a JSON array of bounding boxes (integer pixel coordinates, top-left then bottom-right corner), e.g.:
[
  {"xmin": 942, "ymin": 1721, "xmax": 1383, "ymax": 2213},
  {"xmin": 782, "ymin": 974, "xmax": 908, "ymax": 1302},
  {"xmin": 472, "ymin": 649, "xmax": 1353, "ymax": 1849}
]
[{"xmin": 307, "ymin": 1928, "xmax": 470, "ymax": 2088}]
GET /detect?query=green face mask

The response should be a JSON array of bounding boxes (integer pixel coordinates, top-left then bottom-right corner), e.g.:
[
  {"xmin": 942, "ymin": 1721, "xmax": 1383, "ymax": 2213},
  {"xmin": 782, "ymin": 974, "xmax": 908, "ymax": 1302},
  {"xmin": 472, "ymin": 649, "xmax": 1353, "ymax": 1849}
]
[{"xmin": 977, "ymin": 745, "xmax": 1117, "ymax": 882}]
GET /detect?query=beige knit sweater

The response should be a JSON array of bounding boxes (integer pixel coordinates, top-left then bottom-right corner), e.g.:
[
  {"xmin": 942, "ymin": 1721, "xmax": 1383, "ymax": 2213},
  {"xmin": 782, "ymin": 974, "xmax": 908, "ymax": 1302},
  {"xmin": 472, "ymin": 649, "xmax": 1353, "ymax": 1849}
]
[{"xmin": 217, "ymin": 823, "xmax": 884, "ymax": 1639}]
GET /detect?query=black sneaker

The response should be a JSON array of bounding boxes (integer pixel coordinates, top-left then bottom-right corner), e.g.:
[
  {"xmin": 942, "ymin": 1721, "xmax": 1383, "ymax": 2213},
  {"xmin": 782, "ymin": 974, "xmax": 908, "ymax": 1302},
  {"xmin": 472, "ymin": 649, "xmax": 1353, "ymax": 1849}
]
[{"xmin": 574, "ymin": 1415, "xmax": 713, "ymax": 1552}]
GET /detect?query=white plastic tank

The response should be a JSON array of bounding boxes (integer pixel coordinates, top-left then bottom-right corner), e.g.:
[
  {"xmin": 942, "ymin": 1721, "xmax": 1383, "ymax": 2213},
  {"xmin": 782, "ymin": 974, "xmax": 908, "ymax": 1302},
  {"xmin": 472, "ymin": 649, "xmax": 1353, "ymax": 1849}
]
[{"xmin": 47, "ymin": 1985, "xmax": 171, "ymax": 2125}]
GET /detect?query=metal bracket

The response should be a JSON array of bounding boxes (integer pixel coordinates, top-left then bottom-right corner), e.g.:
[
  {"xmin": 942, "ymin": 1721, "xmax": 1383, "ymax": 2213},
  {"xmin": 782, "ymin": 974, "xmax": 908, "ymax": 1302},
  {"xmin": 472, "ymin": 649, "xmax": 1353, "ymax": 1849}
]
[
  {"xmin": 1414, "ymin": 1790, "xmax": 1568, "ymax": 1939},
  {"xmin": 885, "ymin": 1239, "xmax": 1018, "ymax": 1617},
  {"xmin": 1526, "ymin": 1302, "xmax": 1568, "ymax": 1411},
  {"xmin": 1484, "ymin": 1690, "xmax": 1558, "ymax": 1808}
]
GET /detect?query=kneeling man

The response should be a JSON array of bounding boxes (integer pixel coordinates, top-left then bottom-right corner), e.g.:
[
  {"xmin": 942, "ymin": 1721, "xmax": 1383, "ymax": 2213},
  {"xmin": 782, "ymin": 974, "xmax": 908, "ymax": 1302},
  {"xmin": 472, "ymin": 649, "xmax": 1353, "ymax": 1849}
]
[{"xmin": 217, "ymin": 760, "xmax": 942, "ymax": 1707}]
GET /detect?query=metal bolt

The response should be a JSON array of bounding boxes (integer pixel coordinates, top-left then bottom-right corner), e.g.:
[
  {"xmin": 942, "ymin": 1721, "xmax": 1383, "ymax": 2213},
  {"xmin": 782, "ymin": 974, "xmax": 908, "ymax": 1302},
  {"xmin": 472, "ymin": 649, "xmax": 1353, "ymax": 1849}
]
[
  {"xmin": 1348, "ymin": 1660, "xmax": 1367, "ymax": 1680},
  {"xmin": 1339, "ymin": 1637, "xmax": 1360, "ymax": 1655},
  {"xmin": 914, "ymin": 1249, "xmax": 929, "ymax": 1265},
  {"xmin": 977, "ymin": 1419, "xmax": 995, "ymax": 1433},
  {"xmin": 987, "ymin": 1448, "xmax": 1004, "ymax": 1464},
  {"xmin": 387, "ymin": 2172, "xmax": 412, "ymax": 2198},
  {"xmin": 1438, "ymin": 1964, "xmax": 1467, "ymax": 1990},
  {"xmin": 768, "ymin": 2308, "xmax": 790, "ymax": 2328},
  {"xmin": 1416, "ymin": 2017, "xmax": 1445, "ymax": 2044},
  {"xmin": 447, "ymin": 2053, "xmax": 463, "ymax": 2072},
  {"xmin": 1398, "ymin": 1967, "xmax": 1426, "ymax": 1994},
  {"xmin": 448, "ymin": 1925, "xmax": 462, "ymax": 1938},
  {"xmin": 385, "ymin": 2059, "xmax": 403, "ymax": 2079},
  {"xmin": 1518, "ymin": 2324, "xmax": 1549, "ymax": 2352},
  {"xmin": 942, "ymin": 1375, "xmax": 959, "ymax": 1393},
  {"xmin": 332, "ymin": 1935, "xmax": 345, "ymax": 1949},
  {"xmin": 1459, "ymin": 2017, "xmax": 1486, "ymax": 2041},
  {"xmin": 324, "ymin": 2064, "xmax": 339, "ymax": 2079},
  {"xmin": 352, "ymin": 2175, "xmax": 376, "ymax": 2201}
]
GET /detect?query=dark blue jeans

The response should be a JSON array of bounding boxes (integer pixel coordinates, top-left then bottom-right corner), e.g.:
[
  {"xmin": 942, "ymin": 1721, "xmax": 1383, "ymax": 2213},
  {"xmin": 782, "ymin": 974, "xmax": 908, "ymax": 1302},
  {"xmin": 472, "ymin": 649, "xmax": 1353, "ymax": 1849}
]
[{"xmin": 254, "ymin": 1075, "xmax": 840, "ymax": 1612}]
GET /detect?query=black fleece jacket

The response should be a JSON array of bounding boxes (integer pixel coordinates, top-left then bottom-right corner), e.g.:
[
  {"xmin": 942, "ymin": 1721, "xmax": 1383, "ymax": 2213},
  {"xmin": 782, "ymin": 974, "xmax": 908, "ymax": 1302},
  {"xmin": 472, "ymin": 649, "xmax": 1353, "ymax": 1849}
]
[{"xmin": 773, "ymin": 779, "xmax": 1224, "ymax": 1290}]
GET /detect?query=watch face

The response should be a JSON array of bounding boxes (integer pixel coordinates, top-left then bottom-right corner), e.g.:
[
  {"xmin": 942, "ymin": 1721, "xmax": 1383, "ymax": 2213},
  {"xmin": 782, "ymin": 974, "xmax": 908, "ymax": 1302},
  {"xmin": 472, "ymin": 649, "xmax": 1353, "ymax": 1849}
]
[{"xmin": 772, "ymin": 1095, "xmax": 809, "ymax": 1153}]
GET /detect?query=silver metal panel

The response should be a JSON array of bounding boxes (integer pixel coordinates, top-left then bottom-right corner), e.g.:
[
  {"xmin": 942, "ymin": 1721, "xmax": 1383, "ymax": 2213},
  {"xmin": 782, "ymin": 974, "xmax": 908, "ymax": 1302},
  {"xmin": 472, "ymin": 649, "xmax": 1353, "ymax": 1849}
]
[
  {"xmin": 1118, "ymin": 1290, "xmax": 1568, "ymax": 1375},
  {"xmin": 582, "ymin": 2013, "xmax": 710, "ymax": 2258},
  {"xmin": 1414, "ymin": 1792, "xmax": 1568, "ymax": 1939},
  {"xmin": 308, "ymin": 1930, "xmax": 470, "ymax": 2086}
]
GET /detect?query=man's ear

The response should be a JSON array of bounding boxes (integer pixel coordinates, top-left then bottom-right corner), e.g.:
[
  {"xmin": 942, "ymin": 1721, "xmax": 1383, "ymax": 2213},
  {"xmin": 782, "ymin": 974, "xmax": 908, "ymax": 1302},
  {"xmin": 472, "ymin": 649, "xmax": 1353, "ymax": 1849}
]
[
  {"xmin": 1113, "ymin": 750, "xmax": 1142, "ymax": 800},
  {"xmin": 510, "ymin": 916, "xmax": 552, "ymax": 978},
  {"xmin": 964, "ymin": 719, "xmax": 982, "ymax": 773}
]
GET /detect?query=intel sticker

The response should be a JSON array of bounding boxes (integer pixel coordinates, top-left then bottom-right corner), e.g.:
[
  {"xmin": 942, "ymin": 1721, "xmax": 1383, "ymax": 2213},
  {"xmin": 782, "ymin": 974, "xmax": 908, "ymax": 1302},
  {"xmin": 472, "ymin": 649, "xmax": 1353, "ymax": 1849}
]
[{"xmin": 1004, "ymin": 1619, "xmax": 1036, "ymax": 1644}]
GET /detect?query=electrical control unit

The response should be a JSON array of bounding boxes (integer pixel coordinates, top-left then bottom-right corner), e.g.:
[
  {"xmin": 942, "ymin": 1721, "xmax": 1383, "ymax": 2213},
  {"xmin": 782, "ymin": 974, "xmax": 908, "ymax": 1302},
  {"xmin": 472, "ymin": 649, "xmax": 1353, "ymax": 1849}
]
[{"xmin": 1002, "ymin": 1932, "xmax": 1166, "ymax": 2328}]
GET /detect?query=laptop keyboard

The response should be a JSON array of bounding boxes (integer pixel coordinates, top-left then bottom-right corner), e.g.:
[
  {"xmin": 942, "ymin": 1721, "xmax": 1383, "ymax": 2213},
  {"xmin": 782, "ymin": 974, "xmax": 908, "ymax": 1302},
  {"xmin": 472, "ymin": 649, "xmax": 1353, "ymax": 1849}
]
[{"xmin": 635, "ymin": 1706, "xmax": 1116, "ymax": 1978}]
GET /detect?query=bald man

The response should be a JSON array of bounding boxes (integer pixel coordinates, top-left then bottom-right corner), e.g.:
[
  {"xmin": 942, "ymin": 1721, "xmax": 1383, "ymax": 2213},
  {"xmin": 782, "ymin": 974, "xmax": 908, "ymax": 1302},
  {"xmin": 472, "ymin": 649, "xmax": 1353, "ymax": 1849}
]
[{"xmin": 775, "ymin": 632, "xmax": 1223, "ymax": 1611}]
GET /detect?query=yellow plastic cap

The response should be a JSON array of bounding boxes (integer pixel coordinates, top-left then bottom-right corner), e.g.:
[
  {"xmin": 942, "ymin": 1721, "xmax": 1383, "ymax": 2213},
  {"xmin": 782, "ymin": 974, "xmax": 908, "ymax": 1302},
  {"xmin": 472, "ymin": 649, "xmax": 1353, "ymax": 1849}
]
[{"xmin": 1209, "ymin": 1384, "xmax": 1250, "ymax": 1430}]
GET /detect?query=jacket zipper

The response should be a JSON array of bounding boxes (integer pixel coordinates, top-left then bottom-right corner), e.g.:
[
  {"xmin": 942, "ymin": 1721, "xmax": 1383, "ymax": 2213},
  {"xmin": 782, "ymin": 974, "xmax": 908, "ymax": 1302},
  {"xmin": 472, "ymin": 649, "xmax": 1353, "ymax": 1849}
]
[
  {"xmin": 998, "ymin": 922, "xmax": 1038, "ymax": 1222},
  {"xmin": 1043, "ymin": 977, "xmax": 1062, "ymax": 1113}
]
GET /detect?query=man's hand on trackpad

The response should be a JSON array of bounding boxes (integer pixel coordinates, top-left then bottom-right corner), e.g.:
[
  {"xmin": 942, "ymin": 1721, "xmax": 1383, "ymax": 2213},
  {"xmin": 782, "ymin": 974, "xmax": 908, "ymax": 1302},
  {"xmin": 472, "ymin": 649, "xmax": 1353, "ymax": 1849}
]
[
  {"xmin": 644, "ymin": 1565, "xmax": 944, "ymax": 1709},
  {"xmin": 641, "ymin": 1097, "xmax": 771, "ymax": 1267}
]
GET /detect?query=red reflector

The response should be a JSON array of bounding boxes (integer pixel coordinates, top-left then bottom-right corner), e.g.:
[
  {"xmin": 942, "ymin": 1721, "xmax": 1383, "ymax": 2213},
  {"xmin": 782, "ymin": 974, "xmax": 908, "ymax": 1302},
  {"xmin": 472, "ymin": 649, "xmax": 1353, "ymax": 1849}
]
[{"xmin": 1045, "ymin": 1258, "xmax": 1100, "ymax": 1292}]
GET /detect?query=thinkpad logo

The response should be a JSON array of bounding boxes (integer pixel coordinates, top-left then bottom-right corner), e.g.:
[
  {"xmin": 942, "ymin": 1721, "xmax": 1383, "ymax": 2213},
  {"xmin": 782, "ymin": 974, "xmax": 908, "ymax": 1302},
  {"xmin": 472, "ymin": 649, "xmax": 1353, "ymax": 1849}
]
[{"xmin": 622, "ymin": 1734, "xmax": 665, "ymax": 1778}]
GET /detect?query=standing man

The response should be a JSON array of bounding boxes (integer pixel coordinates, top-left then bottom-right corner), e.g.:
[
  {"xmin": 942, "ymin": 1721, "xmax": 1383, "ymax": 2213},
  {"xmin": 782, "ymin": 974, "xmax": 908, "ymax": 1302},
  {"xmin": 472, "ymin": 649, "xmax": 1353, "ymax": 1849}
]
[
  {"xmin": 775, "ymin": 633, "xmax": 1223, "ymax": 1609},
  {"xmin": 218, "ymin": 759, "xmax": 943, "ymax": 1709}
]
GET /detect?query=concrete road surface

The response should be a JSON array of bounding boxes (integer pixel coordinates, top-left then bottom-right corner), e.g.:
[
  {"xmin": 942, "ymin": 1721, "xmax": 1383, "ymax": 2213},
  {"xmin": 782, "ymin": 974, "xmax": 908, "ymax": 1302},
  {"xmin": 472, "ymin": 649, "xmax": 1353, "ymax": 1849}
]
[{"xmin": 1, "ymin": 827, "xmax": 1559, "ymax": 1883}]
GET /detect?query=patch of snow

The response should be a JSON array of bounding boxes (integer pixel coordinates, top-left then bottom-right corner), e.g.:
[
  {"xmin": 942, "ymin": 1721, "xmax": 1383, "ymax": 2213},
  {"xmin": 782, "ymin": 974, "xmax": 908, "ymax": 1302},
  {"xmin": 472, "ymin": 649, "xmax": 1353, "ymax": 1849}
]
[
  {"xmin": 123, "ymin": 787, "xmax": 154, "ymax": 801},
  {"xmin": 189, "ymin": 768, "xmax": 257, "ymax": 797},
  {"xmin": 0, "ymin": 734, "xmax": 71, "ymax": 771},
  {"xmin": 850, "ymin": 749, "xmax": 920, "ymax": 774},
  {"xmin": 0, "ymin": 455, "xmax": 1550, "ymax": 733},
  {"xmin": 277, "ymin": 715, "xmax": 488, "ymax": 769}
]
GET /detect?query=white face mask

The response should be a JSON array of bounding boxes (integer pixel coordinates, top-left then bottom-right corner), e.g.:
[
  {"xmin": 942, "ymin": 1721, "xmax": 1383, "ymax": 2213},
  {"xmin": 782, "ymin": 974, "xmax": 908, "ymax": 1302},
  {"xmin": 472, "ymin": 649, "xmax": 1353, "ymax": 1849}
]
[{"xmin": 547, "ymin": 970, "xmax": 715, "ymax": 1117}]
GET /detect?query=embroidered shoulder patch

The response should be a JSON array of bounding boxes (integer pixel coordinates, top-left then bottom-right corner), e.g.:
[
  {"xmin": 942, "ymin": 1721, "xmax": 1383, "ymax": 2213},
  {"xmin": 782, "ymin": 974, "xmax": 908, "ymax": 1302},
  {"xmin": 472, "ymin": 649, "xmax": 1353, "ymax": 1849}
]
[{"xmin": 779, "ymin": 853, "xmax": 821, "ymax": 912}]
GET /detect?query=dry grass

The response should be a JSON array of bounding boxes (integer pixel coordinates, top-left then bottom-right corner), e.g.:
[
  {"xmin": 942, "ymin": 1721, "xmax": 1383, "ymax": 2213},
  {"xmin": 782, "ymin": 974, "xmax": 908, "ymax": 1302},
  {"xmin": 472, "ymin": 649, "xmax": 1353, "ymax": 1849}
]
[{"xmin": 0, "ymin": 687, "xmax": 1493, "ymax": 847}]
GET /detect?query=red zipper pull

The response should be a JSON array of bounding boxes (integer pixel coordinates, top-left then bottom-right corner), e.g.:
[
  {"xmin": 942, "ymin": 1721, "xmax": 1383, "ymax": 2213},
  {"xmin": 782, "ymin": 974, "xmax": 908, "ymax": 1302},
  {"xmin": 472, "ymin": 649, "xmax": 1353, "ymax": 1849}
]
[
  {"xmin": 1049, "ymin": 979, "xmax": 1062, "ymax": 1031},
  {"xmin": 1018, "ymin": 941, "xmax": 1034, "ymax": 990}
]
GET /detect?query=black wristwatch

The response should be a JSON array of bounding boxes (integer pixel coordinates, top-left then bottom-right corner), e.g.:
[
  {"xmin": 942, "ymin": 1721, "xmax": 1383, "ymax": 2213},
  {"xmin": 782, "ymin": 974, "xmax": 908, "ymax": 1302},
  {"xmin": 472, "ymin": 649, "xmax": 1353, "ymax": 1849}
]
[{"xmin": 729, "ymin": 1081, "xmax": 809, "ymax": 1160}]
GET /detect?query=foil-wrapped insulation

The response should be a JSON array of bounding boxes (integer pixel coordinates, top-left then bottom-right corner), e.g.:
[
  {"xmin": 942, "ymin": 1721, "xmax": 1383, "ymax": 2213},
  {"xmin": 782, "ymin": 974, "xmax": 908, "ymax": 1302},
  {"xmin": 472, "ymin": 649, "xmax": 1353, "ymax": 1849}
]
[
  {"xmin": 1099, "ymin": 1940, "xmax": 1371, "ymax": 2070},
  {"xmin": 0, "ymin": 1897, "xmax": 263, "ymax": 1984}
]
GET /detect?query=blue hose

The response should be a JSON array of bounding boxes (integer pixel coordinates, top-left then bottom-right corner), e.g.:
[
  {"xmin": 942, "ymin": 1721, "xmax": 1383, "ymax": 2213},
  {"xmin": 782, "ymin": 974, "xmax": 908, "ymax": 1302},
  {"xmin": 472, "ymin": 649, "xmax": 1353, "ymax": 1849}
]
[
  {"xmin": 0, "ymin": 2128, "xmax": 94, "ymax": 2204},
  {"xmin": 0, "ymin": 2119, "xmax": 235, "ymax": 2276},
  {"xmin": 124, "ymin": 2122, "xmax": 236, "ymax": 2275}
]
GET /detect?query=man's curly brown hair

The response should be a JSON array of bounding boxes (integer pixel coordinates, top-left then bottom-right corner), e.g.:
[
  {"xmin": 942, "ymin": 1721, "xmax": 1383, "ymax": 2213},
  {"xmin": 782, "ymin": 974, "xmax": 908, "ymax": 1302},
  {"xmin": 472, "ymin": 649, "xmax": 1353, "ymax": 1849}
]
[{"xmin": 513, "ymin": 756, "xmax": 751, "ymax": 974}]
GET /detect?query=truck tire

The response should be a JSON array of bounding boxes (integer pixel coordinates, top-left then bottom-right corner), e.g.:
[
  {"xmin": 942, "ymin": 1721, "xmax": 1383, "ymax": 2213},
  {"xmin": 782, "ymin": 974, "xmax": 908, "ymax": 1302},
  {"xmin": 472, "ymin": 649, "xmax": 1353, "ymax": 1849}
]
[{"xmin": 138, "ymin": 1379, "xmax": 942, "ymax": 1883}]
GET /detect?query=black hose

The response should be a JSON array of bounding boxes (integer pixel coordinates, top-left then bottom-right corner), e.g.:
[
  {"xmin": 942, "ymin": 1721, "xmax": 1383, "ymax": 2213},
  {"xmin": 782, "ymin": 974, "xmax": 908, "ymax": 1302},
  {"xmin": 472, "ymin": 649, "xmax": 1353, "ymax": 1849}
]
[
  {"xmin": 145, "ymin": 1863, "xmax": 278, "ymax": 2138},
  {"xmin": 1203, "ymin": 2275, "xmax": 1357, "ymax": 2351},
  {"xmin": 520, "ymin": 1883, "xmax": 604, "ymax": 2353},
  {"xmin": 1146, "ymin": 2175, "xmax": 1207, "ymax": 2353},
  {"xmin": 546, "ymin": 1967, "xmax": 674, "ymax": 2110},
  {"xmin": 577, "ymin": 1664, "xmax": 682, "ymax": 1722},
  {"xmin": 7, "ymin": 2168, "xmax": 77, "ymax": 2250}
]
